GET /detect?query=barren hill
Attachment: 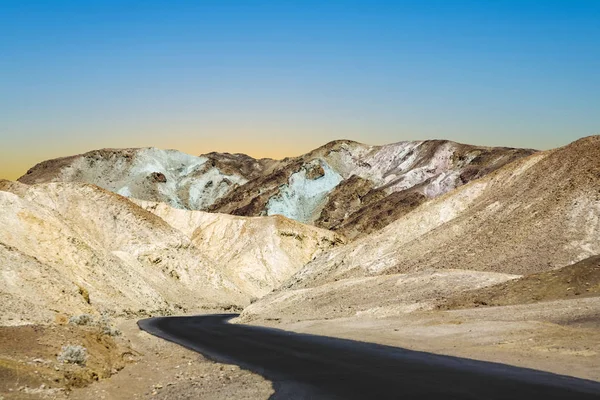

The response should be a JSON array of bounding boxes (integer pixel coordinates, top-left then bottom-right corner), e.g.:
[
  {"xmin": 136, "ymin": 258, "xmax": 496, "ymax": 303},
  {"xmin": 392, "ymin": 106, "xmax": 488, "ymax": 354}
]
[
  {"xmin": 0, "ymin": 181, "xmax": 338, "ymax": 325},
  {"xmin": 19, "ymin": 140, "xmax": 534, "ymax": 238},
  {"xmin": 18, "ymin": 148, "xmax": 260, "ymax": 210},
  {"xmin": 133, "ymin": 200, "xmax": 341, "ymax": 297},
  {"xmin": 240, "ymin": 136, "xmax": 600, "ymax": 322},
  {"xmin": 3, "ymin": 137, "xmax": 600, "ymax": 396},
  {"xmin": 440, "ymin": 255, "xmax": 600, "ymax": 310}
]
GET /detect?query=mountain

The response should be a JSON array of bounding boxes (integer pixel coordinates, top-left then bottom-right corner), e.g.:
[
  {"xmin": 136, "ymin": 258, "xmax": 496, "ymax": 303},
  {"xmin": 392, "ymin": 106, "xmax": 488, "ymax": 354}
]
[
  {"xmin": 19, "ymin": 140, "xmax": 534, "ymax": 239},
  {"xmin": 239, "ymin": 136, "xmax": 600, "ymax": 322},
  {"xmin": 4, "ymin": 136, "xmax": 600, "ymax": 395},
  {"xmin": 0, "ymin": 180, "xmax": 338, "ymax": 325}
]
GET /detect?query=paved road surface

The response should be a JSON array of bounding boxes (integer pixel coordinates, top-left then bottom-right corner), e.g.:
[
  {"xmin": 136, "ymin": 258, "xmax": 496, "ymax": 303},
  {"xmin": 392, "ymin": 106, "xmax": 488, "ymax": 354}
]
[{"xmin": 138, "ymin": 314, "xmax": 600, "ymax": 399}]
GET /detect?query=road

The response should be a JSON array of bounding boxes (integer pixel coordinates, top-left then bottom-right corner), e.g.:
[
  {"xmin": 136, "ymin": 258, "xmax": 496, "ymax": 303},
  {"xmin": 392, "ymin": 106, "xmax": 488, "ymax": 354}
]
[{"xmin": 138, "ymin": 314, "xmax": 600, "ymax": 399}]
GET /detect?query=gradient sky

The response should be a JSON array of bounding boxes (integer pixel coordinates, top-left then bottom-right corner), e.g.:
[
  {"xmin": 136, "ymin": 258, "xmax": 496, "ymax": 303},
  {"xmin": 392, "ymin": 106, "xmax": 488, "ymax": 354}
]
[{"xmin": 1, "ymin": 1, "xmax": 599, "ymax": 179}]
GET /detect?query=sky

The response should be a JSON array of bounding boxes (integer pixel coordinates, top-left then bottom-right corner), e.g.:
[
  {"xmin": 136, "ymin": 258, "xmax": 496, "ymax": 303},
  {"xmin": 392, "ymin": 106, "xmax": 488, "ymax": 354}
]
[{"xmin": 1, "ymin": 0, "xmax": 599, "ymax": 180}]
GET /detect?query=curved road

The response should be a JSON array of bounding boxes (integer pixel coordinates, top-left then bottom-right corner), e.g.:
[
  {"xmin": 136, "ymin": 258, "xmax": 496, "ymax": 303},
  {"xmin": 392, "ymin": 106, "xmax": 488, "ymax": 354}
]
[{"xmin": 138, "ymin": 314, "xmax": 600, "ymax": 399}]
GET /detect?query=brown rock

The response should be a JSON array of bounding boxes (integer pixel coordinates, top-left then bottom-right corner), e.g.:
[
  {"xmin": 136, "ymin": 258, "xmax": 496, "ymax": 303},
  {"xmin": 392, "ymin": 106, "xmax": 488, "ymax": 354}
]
[
  {"xmin": 305, "ymin": 164, "xmax": 325, "ymax": 180},
  {"xmin": 149, "ymin": 172, "xmax": 167, "ymax": 183}
]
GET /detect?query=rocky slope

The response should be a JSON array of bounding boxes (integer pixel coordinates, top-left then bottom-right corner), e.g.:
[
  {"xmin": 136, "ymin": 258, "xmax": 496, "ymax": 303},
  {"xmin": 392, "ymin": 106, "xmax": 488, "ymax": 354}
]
[
  {"xmin": 0, "ymin": 181, "xmax": 338, "ymax": 325},
  {"xmin": 0, "ymin": 180, "xmax": 242, "ymax": 325},
  {"xmin": 240, "ymin": 136, "xmax": 600, "ymax": 321},
  {"xmin": 18, "ymin": 148, "xmax": 265, "ymax": 210},
  {"xmin": 133, "ymin": 200, "xmax": 342, "ymax": 297},
  {"xmin": 19, "ymin": 141, "xmax": 534, "ymax": 238},
  {"xmin": 439, "ymin": 255, "xmax": 600, "ymax": 310}
]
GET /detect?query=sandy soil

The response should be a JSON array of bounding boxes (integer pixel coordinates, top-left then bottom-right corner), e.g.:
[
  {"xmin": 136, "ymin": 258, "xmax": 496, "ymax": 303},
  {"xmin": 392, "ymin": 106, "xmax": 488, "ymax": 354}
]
[
  {"xmin": 0, "ymin": 317, "xmax": 273, "ymax": 400},
  {"xmin": 67, "ymin": 319, "xmax": 273, "ymax": 400},
  {"xmin": 0, "ymin": 322, "xmax": 131, "ymax": 399}
]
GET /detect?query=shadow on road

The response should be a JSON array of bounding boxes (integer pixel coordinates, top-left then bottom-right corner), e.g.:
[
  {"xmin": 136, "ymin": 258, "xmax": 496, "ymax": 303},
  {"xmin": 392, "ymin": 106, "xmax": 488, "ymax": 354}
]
[{"xmin": 138, "ymin": 314, "xmax": 600, "ymax": 399}]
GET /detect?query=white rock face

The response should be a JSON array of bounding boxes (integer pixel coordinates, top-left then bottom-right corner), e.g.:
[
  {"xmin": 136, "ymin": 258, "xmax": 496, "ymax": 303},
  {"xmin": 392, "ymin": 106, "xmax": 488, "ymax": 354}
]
[
  {"xmin": 266, "ymin": 160, "xmax": 343, "ymax": 223},
  {"xmin": 319, "ymin": 140, "xmax": 449, "ymax": 189},
  {"xmin": 185, "ymin": 166, "xmax": 246, "ymax": 209},
  {"xmin": 32, "ymin": 147, "xmax": 247, "ymax": 210}
]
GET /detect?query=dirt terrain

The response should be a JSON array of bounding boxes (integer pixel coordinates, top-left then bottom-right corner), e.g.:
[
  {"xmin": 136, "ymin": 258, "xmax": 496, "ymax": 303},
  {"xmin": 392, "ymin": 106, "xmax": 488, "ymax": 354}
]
[
  {"xmin": 440, "ymin": 255, "xmax": 600, "ymax": 313},
  {"xmin": 255, "ymin": 296, "xmax": 600, "ymax": 383},
  {"xmin": 0, "ymin": 317, "xmax": 274, "ymax": 400},
  {"xmin": 4, "ymin": 296, "xmax": 598, "ymax": 400},
  {"xmin": 0, "ymin": 320, "xmax": 130, "ymax": 399},
  {"xmin": 67, "ymin": 319, "xmax": 273, "ymax": 400},
  {"xmin": 29, "ymin": 295, "xmax": 600, "ymax": 399}
]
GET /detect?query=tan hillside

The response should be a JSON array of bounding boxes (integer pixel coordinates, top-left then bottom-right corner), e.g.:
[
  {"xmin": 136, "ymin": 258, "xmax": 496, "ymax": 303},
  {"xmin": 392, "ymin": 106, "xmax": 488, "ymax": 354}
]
[
  {"xmin": 134, "ymin": 200, "xmax": 342, "ymax": 297},
  {"xmin": 0, "ymin": 179, "xmax": 342, "ymax": 325},
  {"xmin": 239, "ymin": 136, "xmax": 600, "ymax": 323},
  {"xmin": 237, "ymin": 269, "xmax": 519, "ymax": 323},
  {"xmin": 439, "ymin": 255, "xmax": 600, "ymax": 310},
  {"xmin": 281, "ymin": 136, "xmax": 600, "ymax": 289},
  {"xmin": 0, "ymin": 181, "xmax": 247, "ymax": 325}
]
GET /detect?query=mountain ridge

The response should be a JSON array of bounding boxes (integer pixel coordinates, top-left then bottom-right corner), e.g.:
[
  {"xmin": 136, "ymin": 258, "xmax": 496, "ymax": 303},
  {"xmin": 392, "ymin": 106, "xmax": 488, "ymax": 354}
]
[{"xmin": 19, "ymin": 139, "xmax": 535, "ymax": 239}]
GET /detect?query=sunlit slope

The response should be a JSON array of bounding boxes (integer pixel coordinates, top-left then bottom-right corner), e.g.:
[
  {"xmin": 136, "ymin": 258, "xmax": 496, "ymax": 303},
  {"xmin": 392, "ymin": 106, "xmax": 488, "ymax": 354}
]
[
  {"xmin": 285, "ymin": 136, "xmax": 600, "ymax": 287},
  {"xmin": 240, "ymin": 136, "xmax": 600, "ymax": 322},
  {"xmin": 0, "ymin": 181, "xmax": 244, "ymax": 325},
  {"xmin": 134, "ymin": 200, "xmax": 342, "ymax": 297}
]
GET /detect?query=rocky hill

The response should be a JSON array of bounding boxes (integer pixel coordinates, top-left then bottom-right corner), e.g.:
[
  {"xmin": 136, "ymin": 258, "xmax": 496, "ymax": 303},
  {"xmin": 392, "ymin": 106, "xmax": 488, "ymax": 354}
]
[
  {"xmin": 133, "ymin": 199, "xmax": 341, "ymax": 297},
  {"xmin": 239, "ymin": 136, "xmax": 600, "ymax": 322},
  {"xmin": 0, "ymin": 181, "xmax": 338, "ymax": 325},
  {"xmin": 19, "ymin": 140, "xmax": 534, "ymax": 239}
]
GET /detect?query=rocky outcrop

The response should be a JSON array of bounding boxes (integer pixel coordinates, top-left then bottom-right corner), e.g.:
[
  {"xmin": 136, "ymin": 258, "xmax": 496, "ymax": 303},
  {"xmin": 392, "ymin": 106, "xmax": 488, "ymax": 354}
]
[{"xmin": 149, "ymin": 172, "xmax": 167, "ymax": 183}]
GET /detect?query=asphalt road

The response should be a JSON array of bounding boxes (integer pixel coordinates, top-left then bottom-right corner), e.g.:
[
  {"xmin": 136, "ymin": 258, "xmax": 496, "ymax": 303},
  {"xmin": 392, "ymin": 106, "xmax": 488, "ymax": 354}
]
[{"xmin": 138, "ymin": 314, "xmax": 600, "ymax": 399}]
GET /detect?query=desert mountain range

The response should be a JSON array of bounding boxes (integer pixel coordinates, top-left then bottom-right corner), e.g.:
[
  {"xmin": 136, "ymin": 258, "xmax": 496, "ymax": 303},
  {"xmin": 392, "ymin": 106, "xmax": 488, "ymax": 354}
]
[
  {"xmin": 2, "ymin": 137, "xmax": 598, "ymax": 330},
  {"xmin": 19, "ymin": 140, "xmax": 533, "ymax": 239}
]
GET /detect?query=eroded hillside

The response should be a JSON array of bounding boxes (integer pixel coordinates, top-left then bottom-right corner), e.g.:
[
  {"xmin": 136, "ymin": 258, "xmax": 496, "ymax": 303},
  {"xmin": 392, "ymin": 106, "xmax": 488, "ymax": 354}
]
[
  {"xmin": 0, "ymin": 181, "xmax": 339, "ymax": 325},
  {"xmin": 240, "ymin": 136, "xmax": 600, "ymax": 322},
  {"xmin": 19, "ymin": 140, "xmax": 534, "ymax": 238}
]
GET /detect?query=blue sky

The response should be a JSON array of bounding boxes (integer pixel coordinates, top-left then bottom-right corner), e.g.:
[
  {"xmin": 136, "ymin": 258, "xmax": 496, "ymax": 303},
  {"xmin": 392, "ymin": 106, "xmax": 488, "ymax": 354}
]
[{"xmin": 1, "ymin": 1, "xmax": 599, "ymax": 178}]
